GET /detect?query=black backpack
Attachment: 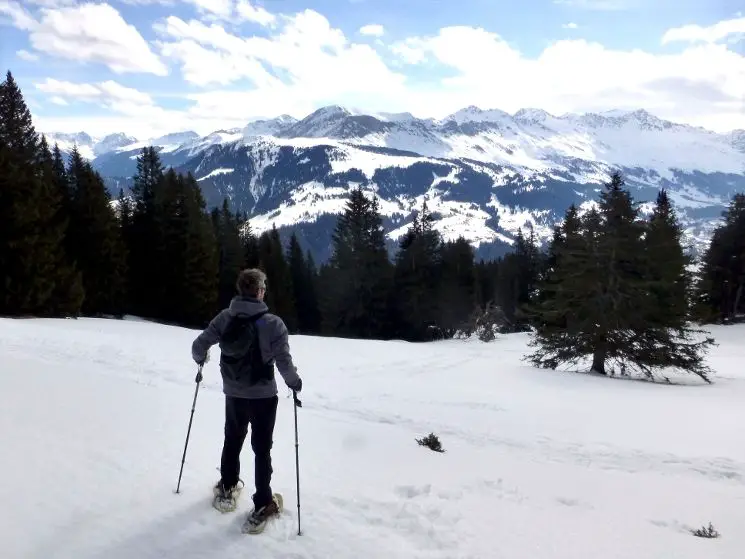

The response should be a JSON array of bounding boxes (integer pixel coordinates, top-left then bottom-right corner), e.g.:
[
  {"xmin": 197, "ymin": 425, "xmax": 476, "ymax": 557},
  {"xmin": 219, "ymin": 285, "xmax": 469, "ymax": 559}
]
[{"xmin": 219, "ymin": 311, "xmax": 274, "ymax": 385}]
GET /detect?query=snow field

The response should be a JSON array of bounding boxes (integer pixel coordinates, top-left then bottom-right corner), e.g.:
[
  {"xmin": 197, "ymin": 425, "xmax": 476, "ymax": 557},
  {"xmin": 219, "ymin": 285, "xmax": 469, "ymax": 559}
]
[{"xmin": 1, "ymin": 317, "xmax": 744, "ymax": 558}]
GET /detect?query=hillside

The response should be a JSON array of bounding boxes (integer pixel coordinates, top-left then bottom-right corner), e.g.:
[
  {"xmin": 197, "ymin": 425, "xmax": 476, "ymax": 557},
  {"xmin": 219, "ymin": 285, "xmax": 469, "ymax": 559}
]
[
  {"xmin": 1, "ymin": 317, "xmax": 743, "ymax": 558},
  {"xmin": 46, "ymin": 106, "xmax": 745, "ymax": 261}
]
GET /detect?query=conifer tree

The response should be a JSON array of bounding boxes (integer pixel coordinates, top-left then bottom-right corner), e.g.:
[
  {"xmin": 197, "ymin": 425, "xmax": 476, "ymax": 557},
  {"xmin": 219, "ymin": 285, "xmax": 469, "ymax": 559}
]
[
  {"xmin": 323, "ymin": 187, "xmax": 393, "ymax": 338},
  {"xmin": 527, "ymin": 173, "xmax": 713, "ymax": 382},
  {"xmin": 213, "ymin": 199, "xmax": 244, "ymax": 311},
  {"xmin": 241, "ymin": 217, "xmax": 261, "ymax": 269},
  {"xmin": 694, "ymin": 193, "xmax": 745, "ymax": 322},
  {"xmin": 258, "ymin": 226, "xmax": 296, "ymax": 331},
  {"xmin": 179, "ymin": 173, "xmax": 219, "ymax": 326},
  {"xmin": 287, "ymin": 233, "xmax": 321, "ymax": 334},
  {"xmin": 66, "ymin": 148, "xmax": 127, "ymax": 316},
  {"xmin": 437, "ymin": 237, "xmax": 478, "ymax": 336},
  {"xmin": 392, "ymin": 202, "xmax": 442, "ymax": 340},
  {"xmin": 0, "ymin": 71, "xmax": 82, "ymax": 316},
  {"xmin": 643, "ymin": 190, "xmax": 690, "ymax": 325},
  {"xmin": 127, "ymin": 146, "xmax": 165, "ymax": 318}
]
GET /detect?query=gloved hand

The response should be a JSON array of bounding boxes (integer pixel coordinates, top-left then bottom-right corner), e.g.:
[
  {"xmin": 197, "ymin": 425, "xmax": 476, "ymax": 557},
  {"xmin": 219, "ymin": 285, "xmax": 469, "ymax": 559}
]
[
  {"xmin": 288, "ymin": 377, "xmax": 302, "ymax": 393},
  {"xmin": 195, "ymin": 370, "xmax": 203, "ymax": 383},
  {"xmin": 195, "ymin": 350, "xmax": 210, "ymax": 366}
]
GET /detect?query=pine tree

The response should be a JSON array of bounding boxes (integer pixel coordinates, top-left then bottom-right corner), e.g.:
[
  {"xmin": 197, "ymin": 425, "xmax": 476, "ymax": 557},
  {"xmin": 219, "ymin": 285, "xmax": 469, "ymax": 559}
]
[
  {"xmin": 694, "ymin": 193, "xmax": 745, "ymax": 323},
  {"xmin": 258, "ymin": 226, "xmax": 296, "ymax": 330},
  {"xmin": 527, "ymin": 173, "xmax": 713, "ymax": 382},
  {"xmin": 437, "ymin": 237, "xmax": 477, "ymax": 336},
  {"xmin": 127, "ymin": 146, "xmax": 165, "ymax": 318},
  {"xmin": 323, "ymin": 187, "xmax": 393, "ymax": 338},
  {"xmin": 391, "ymin": 201, "xmax": 443, "ymax": 340},
  {"xmin": 241, "ymin": 218, "xmax": 261, "ymax": 269},
  {"xmin": 644, "ymin": 190, "xmax": 690, "ymax": 324},
  {"xmin": 287, "ymin": 233, "xmax": 322, "ymax": 334},
  {"xmin": 66, "ymin": 148, "xmax": 127, "ymax": 316},
  {"xmin": 0, "ymin": 71, "xmax": 82, "ymax": 316},
  {"xmin": 213, "ymin": 199, "xmax": 244, "ymax": 311},
  {"xmin": 180, "ymin": 173, "xmax": 219, "ymax": 326}
]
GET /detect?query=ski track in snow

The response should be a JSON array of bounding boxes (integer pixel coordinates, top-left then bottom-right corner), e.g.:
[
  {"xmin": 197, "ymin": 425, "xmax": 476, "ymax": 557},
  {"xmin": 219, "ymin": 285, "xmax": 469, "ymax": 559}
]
[{"xmin": 1, "ymin": 318, "xmax": 744, "ymax": 559}]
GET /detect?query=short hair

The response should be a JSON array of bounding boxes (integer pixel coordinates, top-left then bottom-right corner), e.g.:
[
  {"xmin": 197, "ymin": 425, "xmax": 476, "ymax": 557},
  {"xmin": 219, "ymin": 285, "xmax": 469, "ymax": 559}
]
[{"xmin": 236, "ymin": 268, "xmax": 267, "ymax": 297}]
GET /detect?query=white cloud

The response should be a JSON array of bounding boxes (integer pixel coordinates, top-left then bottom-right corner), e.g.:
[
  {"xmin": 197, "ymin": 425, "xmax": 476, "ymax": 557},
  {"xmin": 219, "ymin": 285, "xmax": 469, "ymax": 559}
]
[
  {"xmin": 49, "ymin": 96, "xmax": 68, "ymax": 106},
  {"xmin": 24, "ymin": 7, "xmax": 745, "ymax": 138},
  {"xmin": 563, "ymin": 22, "xmax": 579, "ymax": 30},
  {"xmin": 235, "ymin": 0, "xmax": 275, "ymax": 26},
  {"xmin": 1, "ymin": 2, "xmax": 168, "ymax": 75},
  {"xmin": 16, "ymin": 49, "xmax": 40, "ymax": 61},
  {"xmin": 154, "ymin": 9, "xmax": 407, "ymax": 104},
  {"xmin": 0, "ymin": 1, "xmax": 36, "ymax": 30},
  {"xmin": 388, "ymin": 23, "xmax": 745, "ymax": 132},
  {"xmin": 186, "ymin": 0, "xmax": 232, "ymax": 18},
  {"xmin": 359, "ymin": 24, "xmax": 384, "ymax": 37},
  {"xmin": 662, "ymin": 17, "xmax": 745, "ymax": 45},
  {"xmin": 36, "ymin": 78, "xmax": 155, "ymax": 106}
]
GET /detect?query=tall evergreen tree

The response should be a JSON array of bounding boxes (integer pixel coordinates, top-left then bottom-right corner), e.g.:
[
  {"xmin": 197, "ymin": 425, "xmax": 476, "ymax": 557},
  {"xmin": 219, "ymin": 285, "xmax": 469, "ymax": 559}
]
[
  {"xmin": 127, "ymin": 146, "xmax": 165, "ymax": 318},
  {"xmin": 258, "ymin": 226, "xmax": 296, "ymax": 331},
  {"xmin": 323, "ymin": 187, "xmax": 393, "ymax": 338},
  {"xmin": 0, "ymin": 71, "xmax": 82, "ymax": 316},
  {"xmin": 66, "ymin": 148, "xmax": 127, "ymax": 316},
  {"xmin": 694, "ymin": 193, "xmax": 745, "ymax": 323},
  {"xmin": 391, "ymin": 202, "xmax": 443, "ymax": 340},
  {"xmin": 437, "ymin": 237, "xmax": 478, "ymax": 336},
  {"xmin": 528, "ymin": 173, "xmax": 713, "ymax": 381},
  {"xmin": 212, "ymin": 199, "xmax": 244, "ymax": 311},
  {"xmin": 287, "ymin": 233, "xmax": 321, "ymax": 334}
]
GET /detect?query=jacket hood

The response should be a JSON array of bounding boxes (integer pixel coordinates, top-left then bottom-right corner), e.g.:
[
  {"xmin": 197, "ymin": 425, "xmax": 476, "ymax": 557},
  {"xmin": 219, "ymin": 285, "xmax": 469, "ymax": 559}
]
[{"xmin": 228, "ymin": 296, "xmax": 269, "ymax": 317}]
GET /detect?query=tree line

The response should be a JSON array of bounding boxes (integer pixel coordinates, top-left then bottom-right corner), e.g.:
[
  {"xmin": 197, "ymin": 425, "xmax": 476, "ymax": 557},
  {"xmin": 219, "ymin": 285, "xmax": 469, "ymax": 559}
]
[{"xmin": 2, "ymin": 69, "xmax": 743, "ymax": 381}]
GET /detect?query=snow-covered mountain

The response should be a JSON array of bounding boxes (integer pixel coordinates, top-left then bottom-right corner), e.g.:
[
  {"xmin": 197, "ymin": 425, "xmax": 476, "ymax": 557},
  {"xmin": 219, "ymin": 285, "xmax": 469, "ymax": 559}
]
[{"xmin": 46, "ymin": 106, "xmax": 745, "ymax": 261}]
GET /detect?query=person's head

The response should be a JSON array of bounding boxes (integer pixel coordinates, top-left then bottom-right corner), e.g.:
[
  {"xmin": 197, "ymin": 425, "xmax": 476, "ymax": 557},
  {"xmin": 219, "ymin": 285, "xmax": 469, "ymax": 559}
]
[{"xmin": 236, "ymin": 268, "xmax": 267, "ymax": 301}]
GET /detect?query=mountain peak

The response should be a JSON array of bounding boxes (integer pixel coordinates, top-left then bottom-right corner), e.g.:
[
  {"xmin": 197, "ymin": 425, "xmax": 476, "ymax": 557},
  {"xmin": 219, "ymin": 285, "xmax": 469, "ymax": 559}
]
[{"xmin": 442, "ymin": 106, "xmax": 512, "ymax": 125}]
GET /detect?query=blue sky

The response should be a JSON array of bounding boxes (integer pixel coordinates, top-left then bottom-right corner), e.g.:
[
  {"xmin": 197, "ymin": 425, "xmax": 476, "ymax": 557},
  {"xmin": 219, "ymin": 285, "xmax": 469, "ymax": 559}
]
[{"xmin": 1, "ymin": 0, "xmax": 743, "ymax": 138}]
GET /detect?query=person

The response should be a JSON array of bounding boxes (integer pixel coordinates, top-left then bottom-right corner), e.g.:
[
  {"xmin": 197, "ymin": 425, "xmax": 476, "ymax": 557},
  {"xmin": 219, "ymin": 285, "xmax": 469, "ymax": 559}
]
[{"xmin": 191, "ymin": 268, "xmax": 302, "ymax": 529}]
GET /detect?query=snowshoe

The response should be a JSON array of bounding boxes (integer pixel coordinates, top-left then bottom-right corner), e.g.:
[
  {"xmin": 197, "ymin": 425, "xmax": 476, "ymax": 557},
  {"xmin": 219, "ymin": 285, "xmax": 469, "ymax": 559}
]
[
  {"xmin": 241, "ymin": 493, "xmax": 283, "ymax": 534},
  {"xmin": 212, "ymin": 479, "xmax": 244, "ymax": 513}
]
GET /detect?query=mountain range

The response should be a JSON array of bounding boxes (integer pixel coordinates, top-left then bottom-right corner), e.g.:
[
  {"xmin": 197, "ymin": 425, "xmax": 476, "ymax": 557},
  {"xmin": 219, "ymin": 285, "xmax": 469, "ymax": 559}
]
[{"xmin": 46, "ymin": 105, "xmax": 745, "ymax": 262}]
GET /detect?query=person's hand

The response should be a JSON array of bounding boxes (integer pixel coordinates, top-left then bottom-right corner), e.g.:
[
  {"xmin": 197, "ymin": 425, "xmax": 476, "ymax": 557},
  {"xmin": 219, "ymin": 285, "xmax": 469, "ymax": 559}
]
[
  {"xmin": 288, "ymin": 377, "xmax": 302, "ymax": 393},
  {"xmin": 195, "ymin": 370, "xmax": 203, "ymax": 383}
]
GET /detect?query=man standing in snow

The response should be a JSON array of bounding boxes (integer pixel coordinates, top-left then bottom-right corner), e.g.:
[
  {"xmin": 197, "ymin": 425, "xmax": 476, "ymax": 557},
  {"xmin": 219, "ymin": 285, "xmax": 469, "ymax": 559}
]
[{"xmin": 191, "ymin": 268, "xmax": 302, "ymax": 531}]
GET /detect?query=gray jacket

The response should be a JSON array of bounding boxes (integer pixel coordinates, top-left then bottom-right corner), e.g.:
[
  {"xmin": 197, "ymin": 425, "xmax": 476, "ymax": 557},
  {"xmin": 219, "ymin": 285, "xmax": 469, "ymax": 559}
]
[{"xmin": 191, "ymin": 297, "xmax": 301, "ymax": 399}]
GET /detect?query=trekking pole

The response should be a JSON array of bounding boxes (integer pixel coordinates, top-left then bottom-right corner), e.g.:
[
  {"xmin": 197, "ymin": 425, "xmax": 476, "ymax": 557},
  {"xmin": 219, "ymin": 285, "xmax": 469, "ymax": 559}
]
[
  {"xmin": 175, "ymin": 364, "xmax": 203, "ymax": 494},
  {"xmin": 293, "ymin": 389, "xmax": 302, "ymax": 535}
]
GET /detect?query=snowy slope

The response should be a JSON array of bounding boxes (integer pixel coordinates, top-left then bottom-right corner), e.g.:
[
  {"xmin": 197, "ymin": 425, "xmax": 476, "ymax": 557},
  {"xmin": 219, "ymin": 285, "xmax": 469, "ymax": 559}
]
[{"xmin": 1, "ymin": 317, "xmax": 744, "ymax": 559}]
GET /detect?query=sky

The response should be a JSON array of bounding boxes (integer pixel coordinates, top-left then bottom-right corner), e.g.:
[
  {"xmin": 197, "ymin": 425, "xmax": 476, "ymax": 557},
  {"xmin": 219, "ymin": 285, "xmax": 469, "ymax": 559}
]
[{"xmin": 1, "ymin": 0, "xmax": 744, "ymax": 140}]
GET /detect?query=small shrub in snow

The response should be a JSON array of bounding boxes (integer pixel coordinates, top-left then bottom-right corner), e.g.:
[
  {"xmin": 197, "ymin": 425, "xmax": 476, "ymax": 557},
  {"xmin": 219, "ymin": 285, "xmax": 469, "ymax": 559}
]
[
  {"xmin": 416, "ymin": 433, "xmax": 445, "ymax": 453},
  {"xmin": 692, "ymin": 523, "xmax": 720, "ymax": 539}
]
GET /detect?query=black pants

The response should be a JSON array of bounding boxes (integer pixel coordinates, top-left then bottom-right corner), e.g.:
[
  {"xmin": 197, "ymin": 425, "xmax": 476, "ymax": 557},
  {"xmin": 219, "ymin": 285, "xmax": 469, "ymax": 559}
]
[{"xmin": 220, "ymin": 395, "xmax": 278, "ymax": 509}]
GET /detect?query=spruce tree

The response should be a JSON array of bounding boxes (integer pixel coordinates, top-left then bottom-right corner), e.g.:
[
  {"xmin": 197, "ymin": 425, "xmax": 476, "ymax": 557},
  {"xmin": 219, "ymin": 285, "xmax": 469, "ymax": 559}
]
[
  {"xmin": 287, "ymin": 233, "xmax": 321, "ymax": 334},
  {"xmin": 180, "ymin": 173, "xmax": 218, "ymax": 326},
  {"xmin": 437, "ymin": 237, "xmax": 477, "ymax": 336},
  {"xmin": 391, "ymin": 202, "xmax": 443, "ymax": 340},
  {"xmin": 258, "ymin": 226, "xmax": 296, "ymax": 330},
  {"xmin": 127, "ymin": 146, "xmax": 165, "ymax": 318},
  {"xmin": 0, "ymin": 71, "xmax": 82, "ymax": 316},
  {"xmin": 694, "ymin": 194, "xmax": 745, "ymax": 323},
  {"xmin": 66, "ymin": 148, "xmax": 127, "ymax": 316},
  {"xmin": 528, "ymin": 174, "xmax": 713, "ymax": 382},
  {"xmin": 324, "ymin": 187, "xmax": 393, "ymax": 339},
  {"xmin": 213, "ymin": 199, "xmax": 244, "ymax": 311}
]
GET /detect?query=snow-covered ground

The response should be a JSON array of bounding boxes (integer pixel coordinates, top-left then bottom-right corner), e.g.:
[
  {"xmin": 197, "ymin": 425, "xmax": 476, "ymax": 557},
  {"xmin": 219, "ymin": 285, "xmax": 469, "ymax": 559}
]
[{"xmin": 1, "ymin": 317, "xmax": 743, "ymax": 559}]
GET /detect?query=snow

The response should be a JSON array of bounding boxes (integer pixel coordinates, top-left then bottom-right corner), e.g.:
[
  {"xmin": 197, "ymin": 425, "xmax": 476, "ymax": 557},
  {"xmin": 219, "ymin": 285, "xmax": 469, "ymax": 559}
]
[
  {"xmin": 197, "ymin": 168, "xmax": 234, "ymax": 182},
  {"xmin": 2, "ymin": 316, "xmax": 744, "ymax": 559}
]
